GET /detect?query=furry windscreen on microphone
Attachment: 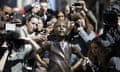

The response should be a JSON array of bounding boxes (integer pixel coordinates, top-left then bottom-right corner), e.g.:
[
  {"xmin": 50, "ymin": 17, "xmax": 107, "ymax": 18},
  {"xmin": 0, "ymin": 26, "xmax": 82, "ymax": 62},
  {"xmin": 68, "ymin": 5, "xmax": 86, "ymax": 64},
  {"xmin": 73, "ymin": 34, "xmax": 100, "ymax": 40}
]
[
  {"xmin": 6, "ymin": 31, "xmax": 20, "ymax": 41},
  {"xmin": 0, "ymin": 31, "xmax": 20, "ymax": 51}
]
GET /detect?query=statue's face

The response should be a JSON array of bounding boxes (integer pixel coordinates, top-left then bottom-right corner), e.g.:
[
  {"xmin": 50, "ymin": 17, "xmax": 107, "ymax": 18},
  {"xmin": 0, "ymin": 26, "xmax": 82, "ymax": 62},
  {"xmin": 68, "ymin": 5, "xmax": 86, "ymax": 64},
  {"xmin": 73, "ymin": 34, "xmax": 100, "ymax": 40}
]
[{"xmin": 54, "ymin": 22, "xmax": 67, "ymax": 37}]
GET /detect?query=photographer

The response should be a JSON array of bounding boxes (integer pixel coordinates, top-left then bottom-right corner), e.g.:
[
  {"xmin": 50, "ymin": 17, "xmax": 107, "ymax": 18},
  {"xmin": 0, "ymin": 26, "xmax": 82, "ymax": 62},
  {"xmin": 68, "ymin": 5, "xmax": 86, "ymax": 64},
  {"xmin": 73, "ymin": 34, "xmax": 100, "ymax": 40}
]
[
  {"xmin": 100, "ymin": 2, "xmax": 120, "ymax": 71},
  {"xmin": 71, "ymin": 0, "xmax": 97, "ymax": 32},
  {"xmin": 69, "ymin": 12, "xmax": 96, "ymax": 44},
  {"xmin": 68, "ymin": 12, "xmax": 96, "ymax": 72}
]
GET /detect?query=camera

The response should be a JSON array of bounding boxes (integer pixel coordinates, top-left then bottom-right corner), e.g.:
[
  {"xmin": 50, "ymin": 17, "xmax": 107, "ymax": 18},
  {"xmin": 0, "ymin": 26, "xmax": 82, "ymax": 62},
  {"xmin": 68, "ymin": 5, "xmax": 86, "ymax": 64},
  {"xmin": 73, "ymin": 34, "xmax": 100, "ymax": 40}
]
[
  {"xmin": 74, "ymin": 21, "xmax": 81, "ymax": 29},
  {"xmin": 72, "ymin": 2, "xmax": 81, "ymax": 6},
  {"xmin": 72, "ymin": 2, "xmax": 82, "ymax": 13}
]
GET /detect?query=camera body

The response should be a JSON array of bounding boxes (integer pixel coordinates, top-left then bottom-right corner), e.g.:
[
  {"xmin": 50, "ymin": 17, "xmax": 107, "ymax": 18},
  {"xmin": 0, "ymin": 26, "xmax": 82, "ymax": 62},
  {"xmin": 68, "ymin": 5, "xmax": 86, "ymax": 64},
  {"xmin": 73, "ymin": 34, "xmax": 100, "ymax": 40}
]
[
  {"xmin": 72, "ymin": 2, "xmax": 81, "ymax": 6},
  {"xmin": 74, "ymin": 21, "xmax": 81, "ymax": 29},
  {"xmin": 72, "ymin": 2, "xmax": 82, "ymax": 13}
]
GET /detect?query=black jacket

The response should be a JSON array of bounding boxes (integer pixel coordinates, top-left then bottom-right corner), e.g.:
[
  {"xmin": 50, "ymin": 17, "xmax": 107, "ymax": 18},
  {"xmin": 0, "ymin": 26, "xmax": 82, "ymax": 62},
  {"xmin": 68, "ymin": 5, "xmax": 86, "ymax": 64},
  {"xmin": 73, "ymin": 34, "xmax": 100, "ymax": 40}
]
[{"xmin": 100, "ymin": 26, "xmax": 120, "ymax": 57}]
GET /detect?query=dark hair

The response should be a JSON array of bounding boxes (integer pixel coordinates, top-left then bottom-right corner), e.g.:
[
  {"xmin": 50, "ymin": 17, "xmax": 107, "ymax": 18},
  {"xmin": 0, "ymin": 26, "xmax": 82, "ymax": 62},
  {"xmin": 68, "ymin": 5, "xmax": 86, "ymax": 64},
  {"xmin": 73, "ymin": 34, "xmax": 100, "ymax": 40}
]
[
  {"xmin": 90, "ymin": 37, "xmax": 104, "ymax": 48},
  {"xmin": 1, "ymin": 4, "xmax": 12, "ymax": 10},
  {"xmin": 0, "ymin": 31, "xmax": 19, "ymax": 40},
  {"xmin": 24, "ymin": 5, "xmax": 33, "ymax": 13},
  {"xmin": 70, "ymin": 13, "xmax": 82, "ymax": 21},
  {"xmin": 12, "ymin": 13, "xmax": 26, "ymax": 26},
  {"xmin": 26, "ymin": 14, "xmax": 39, "ymax": 22},
  {"xmin": 103, "ymin": 2, "xmax": 120, "ymax": 25},
  {"xmin": 0, "ymin": 31, "xmax": 20, "ymax": 47},
  {"xmin": 88, "ymin": 37, "xmax": 107, "ymax": 67}
]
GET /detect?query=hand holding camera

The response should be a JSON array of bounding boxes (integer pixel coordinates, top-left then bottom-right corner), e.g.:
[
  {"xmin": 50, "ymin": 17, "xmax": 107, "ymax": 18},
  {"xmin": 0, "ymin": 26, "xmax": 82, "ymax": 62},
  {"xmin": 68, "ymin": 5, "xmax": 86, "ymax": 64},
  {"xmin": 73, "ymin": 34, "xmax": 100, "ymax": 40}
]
[
  {"xmin": 72, "ymin": 1, "xmax": 88, "ymax": 12},
  {"xmin": 75, "ymin": 20, "xmax": 84, "ymax": 31},
  {"xmin": 78, "ymin": 1, "xmax": 88, "ymax": 11},
  {"xmin": 74, "ymin": 19, "xmax": 86, "ymax": 32}
]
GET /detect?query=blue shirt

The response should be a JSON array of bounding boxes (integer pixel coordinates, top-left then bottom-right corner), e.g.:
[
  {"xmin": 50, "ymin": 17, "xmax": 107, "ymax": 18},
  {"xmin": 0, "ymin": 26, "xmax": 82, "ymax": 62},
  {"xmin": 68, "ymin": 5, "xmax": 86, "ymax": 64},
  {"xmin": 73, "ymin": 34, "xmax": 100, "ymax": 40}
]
[{"xmin": 48, "ymin": 0, "xmax": 57, "ymax": 11}]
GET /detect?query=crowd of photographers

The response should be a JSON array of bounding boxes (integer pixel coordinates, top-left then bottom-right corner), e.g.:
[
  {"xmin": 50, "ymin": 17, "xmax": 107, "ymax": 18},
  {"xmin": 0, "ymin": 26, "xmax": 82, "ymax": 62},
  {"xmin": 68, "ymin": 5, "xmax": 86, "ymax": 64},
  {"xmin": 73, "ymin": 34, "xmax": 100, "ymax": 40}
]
[{"xmin": 0, "ymin": 0, "xmax": 120, "ymax": 72}]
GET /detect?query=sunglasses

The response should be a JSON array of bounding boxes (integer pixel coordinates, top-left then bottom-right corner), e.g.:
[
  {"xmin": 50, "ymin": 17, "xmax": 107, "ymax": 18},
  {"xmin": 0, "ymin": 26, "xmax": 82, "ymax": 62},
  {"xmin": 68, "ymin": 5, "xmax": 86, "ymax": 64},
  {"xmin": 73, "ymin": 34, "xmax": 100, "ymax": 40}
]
[{"xmin": 4, "ymin": 12, "xmax": 13, "ymax": 16}]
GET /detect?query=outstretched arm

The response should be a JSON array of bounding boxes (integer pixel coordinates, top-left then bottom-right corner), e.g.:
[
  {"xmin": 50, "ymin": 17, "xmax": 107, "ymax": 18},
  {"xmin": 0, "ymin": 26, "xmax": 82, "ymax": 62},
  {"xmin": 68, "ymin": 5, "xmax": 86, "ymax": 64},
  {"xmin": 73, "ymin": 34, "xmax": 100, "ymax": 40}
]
[
  {"xmin": 19, "ymin": 37, "xmax": 48, "ymax": 68},
  {"xmin": 71, "ymin": 44, "xmax": 84, "ymax": 58},
  {"xmin": 71, "ymin": 44, "xmax": 95, "ymax": 72},
  {"xmin": 34, "ymin": 51, "xmax": 48, "ymax": 68},
  {"xmin": 71, "ymin": 44, "xmax": 84, "ymax": 70}
]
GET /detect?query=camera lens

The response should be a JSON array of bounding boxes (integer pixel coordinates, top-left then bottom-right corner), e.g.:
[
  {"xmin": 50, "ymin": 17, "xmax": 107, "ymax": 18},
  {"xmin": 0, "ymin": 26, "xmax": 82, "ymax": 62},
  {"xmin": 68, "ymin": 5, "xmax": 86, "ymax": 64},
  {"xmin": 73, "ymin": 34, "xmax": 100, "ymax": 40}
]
[{"xmin": 74, "ymin": 21, "xmax": 80, "ymax": 28}]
